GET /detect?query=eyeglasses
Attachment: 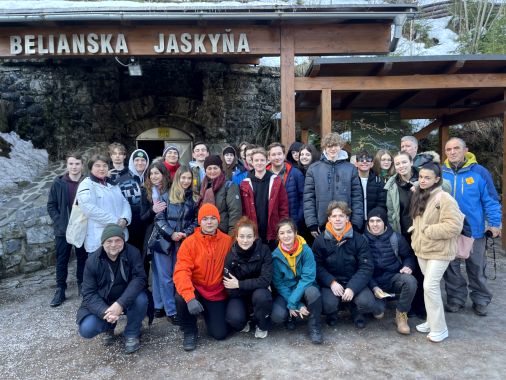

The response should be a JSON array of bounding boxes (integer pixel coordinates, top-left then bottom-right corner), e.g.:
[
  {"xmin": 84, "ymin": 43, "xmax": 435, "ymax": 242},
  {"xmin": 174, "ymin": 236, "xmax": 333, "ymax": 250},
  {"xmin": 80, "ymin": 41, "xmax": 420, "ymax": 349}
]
[{"xmin": 358, "ymin": 157, "xmax": 373, "ymax": 163}]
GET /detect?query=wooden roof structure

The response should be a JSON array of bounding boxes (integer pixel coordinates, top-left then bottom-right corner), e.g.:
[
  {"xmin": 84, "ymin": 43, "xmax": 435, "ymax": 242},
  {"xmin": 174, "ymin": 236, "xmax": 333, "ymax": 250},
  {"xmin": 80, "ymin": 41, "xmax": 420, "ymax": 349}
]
[{"xmin": 296, "ymin": 55, "xmax": 506, "ymax": 244}]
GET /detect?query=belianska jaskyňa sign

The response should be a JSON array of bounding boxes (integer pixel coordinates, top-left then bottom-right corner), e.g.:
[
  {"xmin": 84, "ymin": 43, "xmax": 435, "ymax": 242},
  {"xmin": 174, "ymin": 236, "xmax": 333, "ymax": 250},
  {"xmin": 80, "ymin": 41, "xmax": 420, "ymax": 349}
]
[{"xmin": 0, "ymin": 24, "xmax": 391, "ymax": 57}]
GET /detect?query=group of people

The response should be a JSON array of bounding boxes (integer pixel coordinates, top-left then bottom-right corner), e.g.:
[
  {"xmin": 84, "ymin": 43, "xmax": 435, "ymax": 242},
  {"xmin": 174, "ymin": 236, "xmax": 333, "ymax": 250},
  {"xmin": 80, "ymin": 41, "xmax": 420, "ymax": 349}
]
[{"xmin": 46, "ymin": 132, "xmax": 501, "ymax": 354}]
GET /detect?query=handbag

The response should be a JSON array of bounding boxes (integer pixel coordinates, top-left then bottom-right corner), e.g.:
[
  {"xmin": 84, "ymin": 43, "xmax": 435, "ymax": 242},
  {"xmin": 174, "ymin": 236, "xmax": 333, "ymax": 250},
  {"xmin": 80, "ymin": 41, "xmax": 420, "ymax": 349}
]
[
  {"xmin": 147, "ymin": 225, "xmax": 172, "ymax": 254},
  {"xmin": 66, "ymin": 198, "xmax": 88, "ymax": 248},
  {"xmin": 456, "ymin": 234, "xmax": 473, "ymax": 259}
]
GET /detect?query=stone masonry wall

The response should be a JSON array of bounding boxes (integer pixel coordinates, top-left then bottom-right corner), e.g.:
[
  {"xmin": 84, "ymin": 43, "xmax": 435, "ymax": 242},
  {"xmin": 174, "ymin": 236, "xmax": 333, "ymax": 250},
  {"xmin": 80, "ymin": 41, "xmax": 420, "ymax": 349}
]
[{"xmin": 0, "ymin": 59, "xmax": 281, "ymax": 159}]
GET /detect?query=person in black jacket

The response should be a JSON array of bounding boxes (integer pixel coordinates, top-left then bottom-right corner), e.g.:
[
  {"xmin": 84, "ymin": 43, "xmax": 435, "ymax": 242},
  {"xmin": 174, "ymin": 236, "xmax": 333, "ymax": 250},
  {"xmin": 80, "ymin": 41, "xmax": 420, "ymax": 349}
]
[
  {"xmin": 76, "ymin": 224, "xmax": 148, "ymax": 354},
  {"xmin": 47, "ymin": 152, "xmax": 87, "ymax": 307},
  {"xmin": 223, "ymin": 217, "xmax": 273, "ymax": 339},
  {"xmin": 363, "ymin": 207, "xmax": 417, "ymax": 335},
  {"xmin": 354, "ymin": 150, "xmax": 387, "ymax": 233},
  {"xmin": 312, "ymin": 201, "xmax": 382, "ymax": 329}
]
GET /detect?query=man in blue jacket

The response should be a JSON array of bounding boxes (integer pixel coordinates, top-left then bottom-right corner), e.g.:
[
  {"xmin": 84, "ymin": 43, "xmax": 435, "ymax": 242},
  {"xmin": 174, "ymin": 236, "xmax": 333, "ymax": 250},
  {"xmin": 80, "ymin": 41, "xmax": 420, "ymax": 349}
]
[
  {"xmin": 267, "ymin": 142, "xmax": 305, "ymax": 228},
  {"xmin": 442, "ymin": 137, "xmax": 502, "ymax": 316},
  {"xmin": 76, "ymin": 224, "xmax": 148, "ymax": 354}
]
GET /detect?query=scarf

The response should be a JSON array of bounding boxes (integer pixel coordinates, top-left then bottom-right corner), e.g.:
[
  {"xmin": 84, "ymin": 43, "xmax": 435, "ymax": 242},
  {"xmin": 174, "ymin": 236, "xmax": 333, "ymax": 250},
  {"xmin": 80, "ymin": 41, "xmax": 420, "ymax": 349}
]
[
  {"xmin": 325, "ymin": 221, "xmax": 352, "ymax": 242},
  {"xmin": 278, "ymin": 235, "xmax": 305, "ymax": 275},
  {"xmin": 164, "ymin": 161, "xmax": 180, "ymax": 180},
  {"xmin": 199, "ymin": 172, "xmax": 226, "ymax": 206}
]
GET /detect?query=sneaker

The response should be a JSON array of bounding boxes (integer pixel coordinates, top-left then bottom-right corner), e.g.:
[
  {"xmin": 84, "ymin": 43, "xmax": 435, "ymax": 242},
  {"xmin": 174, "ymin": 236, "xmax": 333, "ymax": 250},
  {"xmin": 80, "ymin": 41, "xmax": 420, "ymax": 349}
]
[
  {"xmin": 308, "ymin": 328, "xmax": 323, "ymax": 345},
  {"xmin": 50, "ymin": 288, "xmax": 66, "ymax": 307},
  {"xmin": 167, "ymin": 314, "xmax": 180, "ymax": 325},
  {"xmin": 416, "ymin": 321, "xmax": 430, "ymax": 333},
  {"xmin": 373, "ymin": 312, "xmax": 385, "ymax": 320},
  {"xmin": 240, "ymin": 322, "xmax": 251, "ymax": 333},
  {"xmin": 254, "ymin": 326, "xmax": 268, "ymax": 339},
  {"xmin": 445, "ymin": 303, "xmax": 464, "ymax": 313},
  {"xmin": 427, "ymin": 329, "xmax": 448, "ymax": 343},
  {"xmin": 472, "ymin": 303, "xmax": 488, "ymax": 316},
  {"xmin": 353, "ymin": 314, "xmax": 366, "ymax": 329},
  {"xmin": 285, "ymin": 316, "xmax": 296, "ymax": 331},
  {"xmin": 154, "ymin": 308, "xmax": 166, "ymax": 318},
  {"xmin": 101, "ymin": 329, "xmax": 115, "ymax": 346},
  {"xmin": 395, "ymin": 310, "xmax": 411, "ymax": 335},
  {"xmin": 124, "ymin": 337, "xmax": 140, "ymax": 354},
  {"xmin": 183, "ymin": 331, "xmax": 198, "ymax": 351}
]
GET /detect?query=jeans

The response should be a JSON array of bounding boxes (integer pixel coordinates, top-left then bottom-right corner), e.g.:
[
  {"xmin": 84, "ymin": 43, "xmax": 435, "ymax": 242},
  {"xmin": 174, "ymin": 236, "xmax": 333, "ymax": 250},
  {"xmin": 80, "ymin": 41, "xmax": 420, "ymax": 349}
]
[
  {"xmin": 271, "ymin": 286, "xmax": 322, "ymax": 324},
  {"xmin": 418, "ymin": 258, "xmax": 450, "ymax": 335},
  {"xmin": 79, "ymin": 291, "xmax": 148, "ymax": 339},
  {"xmin": 55, "ymin": 236, "xmax": 87, "ymax": 289},
  {"xmin": 384, "ymin": 273, "xmax": 418, "ymax": 313},
  {"xmin": 321, "ymin": 286, "xmax": 383, "ymax": 316},
  {"xmin": 151, "ymin": 251, "xmax": 177, "ymax": 316},
  {"xmin": 226, "ymin": 289, "xmax": 273, "ymax": 331},
  {"xmin": 175, "ymin": 292, "xmax": 228, "ymax": 340},
  {"xmin": 444, "ymin": 238, "xmax": 492, "ymax": 307}
]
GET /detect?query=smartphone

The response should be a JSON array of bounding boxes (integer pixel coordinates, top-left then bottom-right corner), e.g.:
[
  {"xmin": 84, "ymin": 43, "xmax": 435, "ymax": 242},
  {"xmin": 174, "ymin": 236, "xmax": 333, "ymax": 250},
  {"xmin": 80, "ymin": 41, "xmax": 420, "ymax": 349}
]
[{"xmin": 223, "ymin": 268, "xmax": 231, "ymax": 279}]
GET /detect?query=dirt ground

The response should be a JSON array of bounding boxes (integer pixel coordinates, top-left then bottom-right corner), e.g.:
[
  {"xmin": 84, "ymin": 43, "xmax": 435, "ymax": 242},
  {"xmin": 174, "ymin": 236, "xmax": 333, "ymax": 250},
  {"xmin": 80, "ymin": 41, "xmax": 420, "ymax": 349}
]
[{"xmin": 1, "ymin": 251, "xmax": 506, "ymax": 380}]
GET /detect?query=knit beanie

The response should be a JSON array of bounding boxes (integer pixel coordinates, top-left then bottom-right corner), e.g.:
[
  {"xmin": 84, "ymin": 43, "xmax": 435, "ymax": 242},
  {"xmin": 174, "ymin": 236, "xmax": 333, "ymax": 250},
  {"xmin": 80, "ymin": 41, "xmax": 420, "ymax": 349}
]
[
  {"xmin": 132, "ymin": 150, "xmax": 147, "ymax": 160},
  {"xmin": 367, "ymin": 207, "xmax": 388, "ymax": 226},
  {"xmin": 198, "ymin": 203, "xmax": 221, "ymax": 224},
  {"xmin": 222, "ymin": 146, "xmax": 236, "ymax": 156},
  {"xmin": 204, "ymin": 155, "xmax": 223, "ymax": 170},
  {"xmin": 101, "ymin": 224, "xmax": 125, "ymax": 244},
  {"xmin": 163, "ymin": 145, "xmax": 180, "ymax": 159}
]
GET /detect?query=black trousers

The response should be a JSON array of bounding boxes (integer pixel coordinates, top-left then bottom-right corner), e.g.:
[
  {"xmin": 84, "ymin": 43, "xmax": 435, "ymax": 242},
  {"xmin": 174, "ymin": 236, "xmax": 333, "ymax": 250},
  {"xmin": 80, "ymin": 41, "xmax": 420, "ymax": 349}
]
[
  {"xmin": 226, "ymin": 288, "xmax": 273, "ymax": 331},
  {"xmin": 175, "ymin": 292, "xmax": 229, "ymax": 340},
  {"xmin": 271, "ymin": 286, "xmax": 322, "ymax": 324},
  {"xmin": 55, "ymin": 236, "xmax": 87, "ymax": 289}
]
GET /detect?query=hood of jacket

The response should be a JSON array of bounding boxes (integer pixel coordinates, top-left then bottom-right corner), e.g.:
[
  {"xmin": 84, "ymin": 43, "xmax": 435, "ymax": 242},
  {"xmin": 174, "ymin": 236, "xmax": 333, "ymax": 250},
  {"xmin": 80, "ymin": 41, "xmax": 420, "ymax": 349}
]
[
  {"xmin": 443, "ymin": 151, "xmax": 477, "ymax": 169},
  {"xmin": 128, "ymin": 149, "xmax": 150, "ymax": 184}
]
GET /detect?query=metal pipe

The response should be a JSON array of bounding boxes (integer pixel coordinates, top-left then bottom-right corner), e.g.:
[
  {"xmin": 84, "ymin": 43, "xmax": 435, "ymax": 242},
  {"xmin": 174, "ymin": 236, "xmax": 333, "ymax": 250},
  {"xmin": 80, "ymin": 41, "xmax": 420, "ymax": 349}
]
[{"xmin": 389, "ymin": 14, "xmax": 408, "ymax": 52}]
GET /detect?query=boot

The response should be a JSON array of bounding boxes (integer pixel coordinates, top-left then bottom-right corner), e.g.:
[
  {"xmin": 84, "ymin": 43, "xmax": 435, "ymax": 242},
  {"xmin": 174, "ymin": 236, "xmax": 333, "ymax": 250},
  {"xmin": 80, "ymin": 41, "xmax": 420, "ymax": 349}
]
[
  {"xmin": 395, "ymin": 310, "xmax": 411, "ymax": 335},
  {"xmin": 307, "ymin": 312, "xmax": 323, "ymax": 345},
  {"xmin": 50, "ymin": 288, "xmax": 66, "ymax": 307}
]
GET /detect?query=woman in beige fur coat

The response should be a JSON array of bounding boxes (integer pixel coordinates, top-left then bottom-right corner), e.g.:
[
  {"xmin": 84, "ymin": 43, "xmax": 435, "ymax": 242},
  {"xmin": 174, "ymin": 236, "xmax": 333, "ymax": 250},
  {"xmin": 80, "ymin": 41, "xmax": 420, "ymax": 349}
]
[{"xmin": 409, "ymin": 163, "xmax": 464, "ymax": 343}]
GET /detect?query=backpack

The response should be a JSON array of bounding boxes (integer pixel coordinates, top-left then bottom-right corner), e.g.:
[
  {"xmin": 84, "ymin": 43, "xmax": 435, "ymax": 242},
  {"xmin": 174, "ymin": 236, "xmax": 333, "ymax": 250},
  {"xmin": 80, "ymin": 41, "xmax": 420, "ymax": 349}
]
[{"xmin": 389, "ymin": 232, "xmax": 401, "ymax": 264}]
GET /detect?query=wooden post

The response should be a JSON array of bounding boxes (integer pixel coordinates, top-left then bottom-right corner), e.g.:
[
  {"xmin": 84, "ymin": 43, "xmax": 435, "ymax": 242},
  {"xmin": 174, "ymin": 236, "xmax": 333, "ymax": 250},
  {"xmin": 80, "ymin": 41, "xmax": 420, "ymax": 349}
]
[
  {"xmin": 502, "ymin": 90, "xmax": 506, "ymax": 247},
  {"xmin": 301, "ymin": 129, "xmax": 309, "ymax": 144},
  {"xmin": 321, "ymin": 88, "xmax": 332, "ymax": 138},
  {"xmin": 438, "ymin": 124, "xmax": 449, "ymax": 161},
  {"xmin": 280, "ymin": 27, "xmax": 295, "ymax": 147}
]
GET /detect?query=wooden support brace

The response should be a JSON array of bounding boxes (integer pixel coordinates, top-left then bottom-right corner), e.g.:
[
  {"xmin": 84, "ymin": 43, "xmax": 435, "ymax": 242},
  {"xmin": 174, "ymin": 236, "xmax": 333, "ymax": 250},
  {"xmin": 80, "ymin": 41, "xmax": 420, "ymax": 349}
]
[
  {"xmin": 320, "ymin": 88, "xmax": 332, "ymax": 138},
  {"xmin": 280, "ymin": 27, "xmax": 295, "ymax": 147}
]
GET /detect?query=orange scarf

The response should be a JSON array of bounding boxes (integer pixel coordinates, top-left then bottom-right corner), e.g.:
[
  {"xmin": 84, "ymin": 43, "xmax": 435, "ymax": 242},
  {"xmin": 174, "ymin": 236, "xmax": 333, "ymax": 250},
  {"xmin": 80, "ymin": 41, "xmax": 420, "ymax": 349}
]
[{"xmin": 326, "ymin": 221, "xmax": 352, "ymax": 242}]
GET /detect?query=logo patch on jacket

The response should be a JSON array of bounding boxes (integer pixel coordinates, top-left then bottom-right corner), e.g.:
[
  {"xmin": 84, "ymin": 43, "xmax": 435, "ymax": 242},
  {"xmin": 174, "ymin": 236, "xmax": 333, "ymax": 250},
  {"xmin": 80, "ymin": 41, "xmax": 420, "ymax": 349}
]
[{"xmin": 466, "ymin": 177, "xmax": 474, "ymax": 185}]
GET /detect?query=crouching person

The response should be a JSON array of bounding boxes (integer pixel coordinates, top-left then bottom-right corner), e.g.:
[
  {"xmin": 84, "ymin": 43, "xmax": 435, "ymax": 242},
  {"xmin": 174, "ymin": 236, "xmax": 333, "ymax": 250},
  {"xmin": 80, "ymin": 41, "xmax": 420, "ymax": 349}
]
[
  {"xmin": 76, "ymin": 224, "xmax": 148, "ymax": 354},
  {"xmin": 271, "ymin": 218, "xmax": 323, "ymax": 345},
  {"xmin": 313, "ymin": 201, "xmax": 381, "ymax": 329},
  {"xmin": 224, "ymin": 217, "xmax": 273, "ymax": 339},
  {"xmin": 173, "ymin": 204, "xmax": 233, "ymax": 351},
  {"xmin": 363, "ymin": 207, "xmax": 418, "ymax": 334}
]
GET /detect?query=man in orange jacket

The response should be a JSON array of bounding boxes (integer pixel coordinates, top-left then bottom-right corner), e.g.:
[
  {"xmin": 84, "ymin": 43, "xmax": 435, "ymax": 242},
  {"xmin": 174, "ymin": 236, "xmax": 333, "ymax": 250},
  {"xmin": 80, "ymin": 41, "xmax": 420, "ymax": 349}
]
[{"xmin": 174, "ymin": 203, "xmax": 233, "ymax": 351}]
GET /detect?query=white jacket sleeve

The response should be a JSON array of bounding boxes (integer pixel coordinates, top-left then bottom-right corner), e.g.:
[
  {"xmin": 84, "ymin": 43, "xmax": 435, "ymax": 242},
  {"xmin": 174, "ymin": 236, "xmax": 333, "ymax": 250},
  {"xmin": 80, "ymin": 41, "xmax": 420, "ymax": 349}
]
[{"xmin": 117, "ymin": 186, "xmax": 132, "ymax": 224}]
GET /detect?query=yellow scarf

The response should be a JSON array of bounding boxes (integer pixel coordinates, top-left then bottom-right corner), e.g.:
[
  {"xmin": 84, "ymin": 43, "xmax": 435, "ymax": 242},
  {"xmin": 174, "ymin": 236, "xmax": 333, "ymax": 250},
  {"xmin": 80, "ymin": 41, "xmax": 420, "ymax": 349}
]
[{"xmin": 278, "ymin": 235, "xmax": 306, "ymax": 275}]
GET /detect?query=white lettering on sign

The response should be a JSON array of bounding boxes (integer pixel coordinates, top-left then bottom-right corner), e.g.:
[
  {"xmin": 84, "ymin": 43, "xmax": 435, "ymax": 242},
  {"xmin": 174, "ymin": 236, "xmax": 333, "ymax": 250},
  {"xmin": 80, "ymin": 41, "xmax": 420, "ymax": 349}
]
[
  {"xmin": 8, "ymin": 32, "xmax": 250, "ymax": 55},
  {"xmin": 153, "ymin": 32, "xmax": 250, "ymax": 54},
  {"xmin": 8, "ymin": 33, "xmax": 130, "ymax": 55}
]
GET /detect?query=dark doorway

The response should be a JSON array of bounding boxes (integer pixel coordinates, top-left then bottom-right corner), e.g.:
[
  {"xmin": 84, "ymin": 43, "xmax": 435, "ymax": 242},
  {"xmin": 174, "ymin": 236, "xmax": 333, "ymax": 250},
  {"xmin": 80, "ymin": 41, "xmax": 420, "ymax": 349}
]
[{"xmin": 137, "ymin": 140, "xmax": 165, "ymax": 163}]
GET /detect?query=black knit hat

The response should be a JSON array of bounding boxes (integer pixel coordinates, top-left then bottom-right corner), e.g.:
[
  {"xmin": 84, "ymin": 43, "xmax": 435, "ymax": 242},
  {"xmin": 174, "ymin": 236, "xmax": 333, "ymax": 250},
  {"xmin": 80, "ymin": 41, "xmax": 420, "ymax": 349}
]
[
  {"xmin": 204, "ymin": 155, "xmax": 223, "ymax": 170},
  {"xmin": 367, "ymin": 207, "xmax": 388, "ymax": 225},
  {"xmin": 101, "ymin": 224, "xmax": 125, "ymax": 244},
  {"xmin": 222, "ymin": 146, "xmax": 236, "ymax": 156}
]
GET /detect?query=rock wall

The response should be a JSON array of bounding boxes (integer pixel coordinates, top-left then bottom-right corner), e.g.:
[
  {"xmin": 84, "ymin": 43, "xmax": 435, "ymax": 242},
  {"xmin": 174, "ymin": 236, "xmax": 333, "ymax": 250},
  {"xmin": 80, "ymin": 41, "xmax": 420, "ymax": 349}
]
[{"xmin": 0, "ymin": 59, "xmax": 281, "ymax": 159}]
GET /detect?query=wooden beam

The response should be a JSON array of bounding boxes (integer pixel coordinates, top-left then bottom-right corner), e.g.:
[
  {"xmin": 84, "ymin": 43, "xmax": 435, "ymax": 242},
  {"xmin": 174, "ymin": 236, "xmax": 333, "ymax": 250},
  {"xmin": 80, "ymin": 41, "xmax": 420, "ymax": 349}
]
[
  {"xmin": 502, "ymin": 90, "xmax": 506, "ymax": 248},
  {"xmin": 301, "ymin": 129, "xmax": 309, "ymax": 144},
  {"xmin": 443, "ymin": 60, "xmax": 465, "ymax": 74},
  {"xmin": 436, "ymin": 89, "xmax": 480, "ymax": 108},
  {"xmin": 280, "ymin": 27, "xmax": 295, "ymax": 147},
  {"xmin": 309, "ymin": 63, "xmax": 321, "ymax": 77},
  {"xmin": 339, "ymin": 92, "xmax": 361, "ymax": 109},
  {"xmin": 442, "ymin": 100, "xmax": 506, "ymax": 126},
  {"xmin": 438, "ymin": 124, "xmax": 449, "ymax": 161},
  {"xmin": 294, "ymin": 73, "xmax": 506, "ymax": 91},
  {"xmin": 414, "ymin": 119, "xmax": 444, "ymax": 140},
  {"xmin": 321, "ymin": 89, "xmax": 332, "ymax": 138},
  {"xmin": 388, "ymin": 91, "xmax": 419, "ymax": 109}
]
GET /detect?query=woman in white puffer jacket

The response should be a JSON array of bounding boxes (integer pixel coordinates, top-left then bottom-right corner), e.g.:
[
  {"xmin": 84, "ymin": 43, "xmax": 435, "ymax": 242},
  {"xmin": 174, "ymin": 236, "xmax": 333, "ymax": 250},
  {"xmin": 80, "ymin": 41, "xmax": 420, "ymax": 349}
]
[{"xmin": 77, "ymin": 154, "xmax": 132, "ymax": 254}]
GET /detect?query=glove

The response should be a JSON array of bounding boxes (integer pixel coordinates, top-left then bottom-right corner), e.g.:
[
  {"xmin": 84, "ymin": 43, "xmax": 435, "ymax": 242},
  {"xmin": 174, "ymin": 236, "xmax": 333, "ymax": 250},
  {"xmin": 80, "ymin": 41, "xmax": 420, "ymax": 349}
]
[{"xmin": 187, "ymin": 298, "xmax": 204, "ymax": 315}]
